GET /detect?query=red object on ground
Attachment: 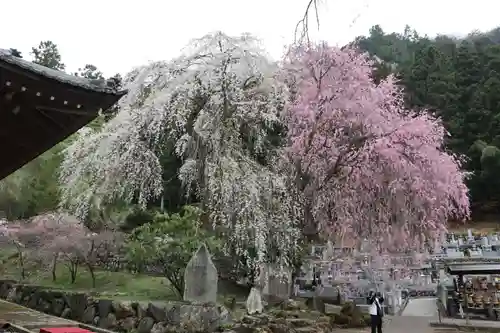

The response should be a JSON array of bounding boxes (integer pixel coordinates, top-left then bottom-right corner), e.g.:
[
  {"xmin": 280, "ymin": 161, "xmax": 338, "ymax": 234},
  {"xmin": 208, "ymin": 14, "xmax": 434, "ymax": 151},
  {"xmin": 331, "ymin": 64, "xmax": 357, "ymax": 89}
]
[{"xmin": 40, "ymin": 328, "xmax": 94, "ymax": 333}]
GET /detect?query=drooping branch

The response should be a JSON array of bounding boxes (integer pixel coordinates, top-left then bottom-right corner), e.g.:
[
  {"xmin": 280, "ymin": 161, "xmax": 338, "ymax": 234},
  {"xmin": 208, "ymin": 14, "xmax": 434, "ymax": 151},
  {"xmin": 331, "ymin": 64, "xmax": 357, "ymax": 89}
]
[
  {"xmin": 282, "ymin": 44, "xmax": 470, "ymax": 251},
  {"xmin": 59, "ymin": 32, "xmax": 301, "ymax": 266}
]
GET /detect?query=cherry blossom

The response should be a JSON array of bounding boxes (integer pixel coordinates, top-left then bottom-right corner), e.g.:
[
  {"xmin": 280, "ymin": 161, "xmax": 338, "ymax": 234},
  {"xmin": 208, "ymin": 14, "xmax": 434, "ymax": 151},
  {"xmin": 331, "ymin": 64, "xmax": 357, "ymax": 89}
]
[
  {"xmin": 282, "ymin": 44, "xmax": 470, "ymax": 251},
  {"xmin": 59, "ymin": 33, "xmax": 301, "ymax": 264}
]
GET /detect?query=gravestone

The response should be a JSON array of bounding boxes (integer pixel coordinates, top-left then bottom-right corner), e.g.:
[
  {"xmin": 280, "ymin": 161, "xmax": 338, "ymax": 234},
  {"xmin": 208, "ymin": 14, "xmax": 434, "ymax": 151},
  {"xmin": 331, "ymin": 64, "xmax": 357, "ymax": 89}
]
[
  {"xmin": 261, "ymin": 264, "xmax": 291, "ymax": 303},
  {"xmin": 493, "ymin": 234, "xmax": 499, "ymax": 244},
  {"xmin": 360, "ymin": 239, "xmax": 370, "ymax": 253},
  {"xmin": 467, "ymin": 229, "xmax": 474, "ymax": 241},
  {"xmin": 322, "ymin": 241, "xmax": 334, "ymax": 261},
  {"xmin": 183, "ymin": 243, "xmax": 218, "ymax": 303},
  {"xmin": 267, "ymin": 274, "xmax": 290, "ymax": 300},
  {"xmin": 246, "ymin": 287, "xmax": 263, "ymax": 314},
  {"xmin": 450, "ymin": 234, "xmax": 457, "ymax": 245}
]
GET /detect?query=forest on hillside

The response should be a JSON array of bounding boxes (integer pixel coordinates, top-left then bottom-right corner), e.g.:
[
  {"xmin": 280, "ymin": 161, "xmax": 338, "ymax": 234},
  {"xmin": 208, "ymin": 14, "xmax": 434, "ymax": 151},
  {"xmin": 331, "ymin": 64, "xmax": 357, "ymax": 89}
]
[
  {"xmin": 2, "ymin": 24, "xmax": 500, "ymax": 230},
  {"xmin": 356, "ymin": 25, "xmax": 500, "ymax": 218}
]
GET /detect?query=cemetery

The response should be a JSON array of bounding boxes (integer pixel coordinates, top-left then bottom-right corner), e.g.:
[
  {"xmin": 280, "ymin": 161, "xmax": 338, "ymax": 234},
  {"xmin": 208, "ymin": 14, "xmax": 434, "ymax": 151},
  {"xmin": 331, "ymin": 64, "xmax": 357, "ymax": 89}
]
[
  {"xmin": 4, "ymin": 210, "xmax": 500, "ymax": 333},
  {"xmin": 0, "ymin": 17, "xmax": 499, "ymax": 333},
  {"xmin": 290, "ymin": 229, "xmax": 500, "ymax": 322},
  {"xmin": 9, "ymin": 218, "xmax": 500, "ymax": 332},
  {"xmin": 0, "ymin": 230, "xmax": 495, "ymax": 333},
  {"xmin": 0, "ymin": 244, "xmax": 370, "ymax": 333},
  {"xmin": 5, "ymin": 221, "xmax": 500, "ymax": 333}
]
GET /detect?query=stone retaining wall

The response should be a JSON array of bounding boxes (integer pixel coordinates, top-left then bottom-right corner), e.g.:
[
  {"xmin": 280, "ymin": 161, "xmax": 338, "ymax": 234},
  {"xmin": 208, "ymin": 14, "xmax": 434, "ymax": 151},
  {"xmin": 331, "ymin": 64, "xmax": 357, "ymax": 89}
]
[{"xmin": 0, "ymin": 280, "xmax": 230, "ymax": 333}]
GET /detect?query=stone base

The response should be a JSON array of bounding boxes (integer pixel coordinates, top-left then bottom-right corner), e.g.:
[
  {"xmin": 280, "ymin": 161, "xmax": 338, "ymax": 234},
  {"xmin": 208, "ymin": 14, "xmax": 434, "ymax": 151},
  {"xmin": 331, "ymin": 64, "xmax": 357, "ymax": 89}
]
[{"xmin": 0, "ymin": 280, "xmax": 230, "ymax": 333}]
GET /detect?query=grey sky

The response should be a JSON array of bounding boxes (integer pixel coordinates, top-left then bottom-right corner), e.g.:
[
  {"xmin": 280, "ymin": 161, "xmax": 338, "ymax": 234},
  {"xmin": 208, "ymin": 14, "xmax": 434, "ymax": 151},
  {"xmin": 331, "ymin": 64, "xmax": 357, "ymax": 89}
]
[{"xmin": 2, "ymin": 0, "xmax": 498, "ymax": 77}]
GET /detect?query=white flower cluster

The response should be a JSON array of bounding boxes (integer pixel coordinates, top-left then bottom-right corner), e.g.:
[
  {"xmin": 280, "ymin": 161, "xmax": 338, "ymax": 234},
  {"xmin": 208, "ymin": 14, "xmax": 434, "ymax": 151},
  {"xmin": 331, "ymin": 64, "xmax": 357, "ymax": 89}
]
[{"xmin": 59, "ymin": 32, "xmax": 301, "ymax": 264}]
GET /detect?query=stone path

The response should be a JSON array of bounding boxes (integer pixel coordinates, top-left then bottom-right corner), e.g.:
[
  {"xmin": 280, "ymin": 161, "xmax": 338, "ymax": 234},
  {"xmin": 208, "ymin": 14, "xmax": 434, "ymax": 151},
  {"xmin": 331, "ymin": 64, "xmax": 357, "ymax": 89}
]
[{"xmin": 0, "ymin": 299, "xmax": 77, "ymax": 330}]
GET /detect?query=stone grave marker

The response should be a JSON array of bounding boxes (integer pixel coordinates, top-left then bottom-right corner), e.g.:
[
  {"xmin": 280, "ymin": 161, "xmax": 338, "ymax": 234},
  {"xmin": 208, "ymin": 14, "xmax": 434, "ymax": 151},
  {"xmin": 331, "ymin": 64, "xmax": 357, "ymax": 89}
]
[
  {"xmin": 246, "ymin": 287, "xmax": 264, "ymax": 314},
  {"xmin": 183, "ymin": 243, "xmax": 218, "ymax": 303},
  {"xmin": 322, "ymin": 240, "xmax": 334, "ymax": 261},
  {"xmin": 268, "ymin": 274, "xmax": 290, "ymax": 300},
  {"xmin": 261, "ymin": 264, "xmax": 292, "ymax": 303},
  {"xmin": 493, "ymin": 234, "xmax": 499, "ymax": 244},
  {"xmin": 467, "ymin": 229, "xmax": 475, "ymax": 243}
]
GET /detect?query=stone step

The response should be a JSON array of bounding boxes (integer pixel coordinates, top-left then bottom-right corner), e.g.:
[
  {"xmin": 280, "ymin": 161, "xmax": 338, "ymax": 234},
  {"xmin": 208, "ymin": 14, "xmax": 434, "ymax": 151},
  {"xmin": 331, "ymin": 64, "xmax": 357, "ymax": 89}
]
[
  {"xmin": 286, "ymin": 318, "xmax": 317, "ymax": 328},
  {"xmin": 0, "ymin": 300, "xmax": 77, "ymax": 330}
]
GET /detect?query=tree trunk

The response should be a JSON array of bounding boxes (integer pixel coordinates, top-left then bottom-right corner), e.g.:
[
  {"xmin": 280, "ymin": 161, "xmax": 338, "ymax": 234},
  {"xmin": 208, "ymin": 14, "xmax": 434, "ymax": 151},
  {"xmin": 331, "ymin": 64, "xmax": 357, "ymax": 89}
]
[
  {"xmin": 18, "ymin": 250, "xmax": 25, "ymax": 280},
  {"xmin": 86, "ymin": 263, "xmax": 96, "ymax": 288},
  {"xmin": 303, "ymin": 200, "xmax": 319, "ymax": 242},
  {"xmin": 165, "ymin": 269, "xmax": 184, "ymax": 299},
  {"xmin": 51, "ymin": 254, "xmax": 58, "ymax": 281},
  {"xmin": 69, "ymin": 263, "xmax": 78, "ymax": 283}
]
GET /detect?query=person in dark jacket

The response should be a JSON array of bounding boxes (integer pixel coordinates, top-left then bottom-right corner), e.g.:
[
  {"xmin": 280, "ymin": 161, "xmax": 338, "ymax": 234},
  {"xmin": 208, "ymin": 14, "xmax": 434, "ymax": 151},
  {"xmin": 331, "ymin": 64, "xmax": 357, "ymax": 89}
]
[{"xmin": 367, "ymin": 291, "xmax": 384, "ymax": 333}]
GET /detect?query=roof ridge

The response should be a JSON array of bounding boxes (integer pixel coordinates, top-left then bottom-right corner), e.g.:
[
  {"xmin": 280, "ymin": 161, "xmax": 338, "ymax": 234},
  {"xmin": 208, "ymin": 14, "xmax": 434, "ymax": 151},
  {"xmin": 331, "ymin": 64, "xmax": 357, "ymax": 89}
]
[{"xmin": 0, "ymin": 48, "xmax": 127, "ymax": 96}]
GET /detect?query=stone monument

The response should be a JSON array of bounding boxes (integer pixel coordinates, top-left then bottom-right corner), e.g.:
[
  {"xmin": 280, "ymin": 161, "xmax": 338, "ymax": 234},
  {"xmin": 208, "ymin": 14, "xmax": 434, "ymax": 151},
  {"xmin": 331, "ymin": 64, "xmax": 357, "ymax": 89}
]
[
  {"xmin": 183, "ymin": 243, "xmax": 218, "ymax": 303},
  {"xmin": 246, "ymin": 287, "xmax": 264, "ymax": 314},
  {"xmin": 322, "ymin": 240, "xmax": 334, "ymax": 261},
  {"xmin": 261, "ymin": 264, "xmax": 292, "ymax": 302}
]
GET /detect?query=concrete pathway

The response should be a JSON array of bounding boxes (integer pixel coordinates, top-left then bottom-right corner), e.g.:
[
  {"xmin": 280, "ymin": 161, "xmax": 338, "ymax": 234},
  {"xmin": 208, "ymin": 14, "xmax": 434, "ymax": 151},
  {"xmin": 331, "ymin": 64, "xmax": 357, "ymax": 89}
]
[
  {"xmin": 341, "ymin": 298, "xmax": 442, "ymax": 333},
  {"xmin": 343, "ymin": 298, "xmax": 500, "ymax": 332},
  {"xmin": 0, "ymin": 299, "xmax": 78, "ymax": 330},
  {"xmin": 402, "ymin": 298, "xmax": 439, "ymax": 317},
  {"xmin": 339, "ymin": 316, "xmax": 447, "ymax": 333}
]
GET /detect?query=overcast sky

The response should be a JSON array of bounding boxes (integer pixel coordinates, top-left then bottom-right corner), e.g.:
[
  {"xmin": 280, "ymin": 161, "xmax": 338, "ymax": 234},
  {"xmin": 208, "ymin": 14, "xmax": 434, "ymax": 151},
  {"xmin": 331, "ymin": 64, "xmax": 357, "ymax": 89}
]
[{"xmin": 2, "ymin": 0, "xmax": 499, "ymax": 77}]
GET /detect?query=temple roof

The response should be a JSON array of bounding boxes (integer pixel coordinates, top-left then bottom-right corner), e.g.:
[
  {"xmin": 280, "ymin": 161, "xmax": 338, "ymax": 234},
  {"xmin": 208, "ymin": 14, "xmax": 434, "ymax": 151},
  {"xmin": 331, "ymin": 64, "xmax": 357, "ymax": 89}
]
[
  {"xmin": 0, "ymin": 49, "xmax": 127, "ymax": 180},
  {"xmin": 0, "ymin": 49, "xmax": 120, "ymax": 94}
]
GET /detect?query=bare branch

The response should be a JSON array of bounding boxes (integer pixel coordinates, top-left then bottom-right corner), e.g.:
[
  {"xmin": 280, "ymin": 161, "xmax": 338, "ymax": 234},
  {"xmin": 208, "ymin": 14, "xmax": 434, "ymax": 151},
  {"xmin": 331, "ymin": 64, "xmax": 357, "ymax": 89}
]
[{"xmin": 295, "ymin": 0, "xmax": 321, "ymax": 44}]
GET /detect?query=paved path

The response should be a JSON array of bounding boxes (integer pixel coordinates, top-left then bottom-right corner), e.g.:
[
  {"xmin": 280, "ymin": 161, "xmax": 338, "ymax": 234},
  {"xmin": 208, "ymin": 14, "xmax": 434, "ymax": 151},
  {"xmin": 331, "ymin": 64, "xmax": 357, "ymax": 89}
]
[
  {"xmin": 341, "ymin": 298, "xmax": 443, "ymax": 333},
  {"xmin": 0, "ymin": 299, "xmax": 78, "ymax": 330},
  {"xmin": 402, "ymin": 298, "xmax": 439, "ymax": 317},
  {"xmin": 340, "ymin": 316, "xmax": 447, "ymax": 333}
]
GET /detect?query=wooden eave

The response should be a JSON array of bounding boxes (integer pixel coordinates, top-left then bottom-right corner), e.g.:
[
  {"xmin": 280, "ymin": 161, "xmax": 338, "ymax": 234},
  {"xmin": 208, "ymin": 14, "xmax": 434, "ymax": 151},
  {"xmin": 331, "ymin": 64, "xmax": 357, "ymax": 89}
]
[{"xmin": 0, "ymin": 49, "xmax": 127, "ymax": 180}]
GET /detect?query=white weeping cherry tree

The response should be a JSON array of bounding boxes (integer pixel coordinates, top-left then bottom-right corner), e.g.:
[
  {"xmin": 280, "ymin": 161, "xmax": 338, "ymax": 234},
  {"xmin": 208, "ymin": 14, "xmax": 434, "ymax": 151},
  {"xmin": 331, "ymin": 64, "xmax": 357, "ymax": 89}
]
[{"xmin": 59, "ymin": 32, "xmax": 301, "ymax": 268}]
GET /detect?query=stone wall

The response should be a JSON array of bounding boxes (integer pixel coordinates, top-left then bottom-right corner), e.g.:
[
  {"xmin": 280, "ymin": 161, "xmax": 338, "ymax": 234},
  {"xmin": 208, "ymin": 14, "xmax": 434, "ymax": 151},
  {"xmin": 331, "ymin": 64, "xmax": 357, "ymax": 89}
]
[{"xmin": 0, "ymin": 280, "xmax": 230, "ymax": 333}]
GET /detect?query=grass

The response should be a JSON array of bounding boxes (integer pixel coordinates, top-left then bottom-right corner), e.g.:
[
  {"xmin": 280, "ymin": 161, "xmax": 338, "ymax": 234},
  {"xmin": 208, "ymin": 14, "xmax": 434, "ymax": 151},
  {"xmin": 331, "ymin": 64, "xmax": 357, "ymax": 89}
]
[
  {"xmin": 0, "ymin": 248, "xmax": 177, "ymax": 301},
  {"xmin": 33, "ymin": 269, "xmax": 176, "ymax": 301},
  {"xmin": 0, "ymin": 247, "xmax": 248, "ymax": 304}
]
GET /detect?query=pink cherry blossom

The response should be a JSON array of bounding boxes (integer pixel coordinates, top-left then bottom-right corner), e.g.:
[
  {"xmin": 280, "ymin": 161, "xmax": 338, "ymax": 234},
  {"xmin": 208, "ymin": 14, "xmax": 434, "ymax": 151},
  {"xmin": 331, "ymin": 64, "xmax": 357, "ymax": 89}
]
[{"xmin": 282, "ymin": 43, "xmax": 470, "ymax": 252}]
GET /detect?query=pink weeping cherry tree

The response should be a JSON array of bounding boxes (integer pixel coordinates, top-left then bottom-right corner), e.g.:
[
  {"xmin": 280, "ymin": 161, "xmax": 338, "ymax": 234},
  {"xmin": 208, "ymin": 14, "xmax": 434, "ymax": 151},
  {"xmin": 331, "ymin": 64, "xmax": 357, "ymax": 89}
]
[{"xmin": 282, "ymin": 44, "xmax": 470, "ymax": 252}]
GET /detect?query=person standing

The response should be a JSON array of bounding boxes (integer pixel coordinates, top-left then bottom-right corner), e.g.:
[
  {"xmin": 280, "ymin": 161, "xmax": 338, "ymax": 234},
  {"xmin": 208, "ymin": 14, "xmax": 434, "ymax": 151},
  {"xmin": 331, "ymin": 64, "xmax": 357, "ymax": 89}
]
[{"xmin": 368, "ymin": 291, "xmax": 384, "ymax": 333}]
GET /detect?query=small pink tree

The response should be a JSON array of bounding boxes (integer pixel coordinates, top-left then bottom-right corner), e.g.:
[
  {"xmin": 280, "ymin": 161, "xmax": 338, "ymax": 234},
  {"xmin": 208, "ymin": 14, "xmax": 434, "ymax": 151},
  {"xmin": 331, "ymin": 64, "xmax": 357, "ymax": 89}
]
[
  {"xmin": 79, "ymin": 230, "xmax": 122, "ymax": 287},
  {"xmin": 0, "ymin": 219, "xmax": 48, "ymax": 279},
  {"xmin": 29, "ymin": 213, "xmax": 86, "ymax": 282},
  {"xmin": 0, "ymin": 223, "xmax": 28, "ymax": 279},
  {"xmin": 283, "ymin": 44, "xmax": 470, "ymax": 252},
  {"xmin": 47, "ymin": 227, "xmax": 121, "ymax": 287}
]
